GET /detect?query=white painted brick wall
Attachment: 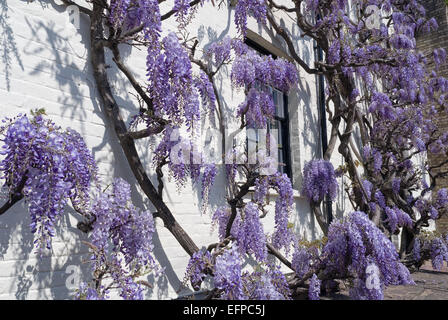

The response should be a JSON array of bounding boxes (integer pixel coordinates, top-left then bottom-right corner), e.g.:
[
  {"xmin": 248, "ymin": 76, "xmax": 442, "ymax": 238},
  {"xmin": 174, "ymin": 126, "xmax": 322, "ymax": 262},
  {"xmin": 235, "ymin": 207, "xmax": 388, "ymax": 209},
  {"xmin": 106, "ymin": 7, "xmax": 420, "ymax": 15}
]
[{"xmin": 0, "ymin": 0, "xmax": 350, "ymax": 299}]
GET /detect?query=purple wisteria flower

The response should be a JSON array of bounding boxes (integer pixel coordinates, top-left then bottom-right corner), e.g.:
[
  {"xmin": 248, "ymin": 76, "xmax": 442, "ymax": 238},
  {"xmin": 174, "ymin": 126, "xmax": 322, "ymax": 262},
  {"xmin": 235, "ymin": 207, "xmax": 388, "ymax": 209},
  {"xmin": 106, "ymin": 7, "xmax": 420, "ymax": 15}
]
[
  {"xmin": 242, "ymin": 264, "xmax": 291, "ymax": 300},
  {"xmin": 292, "ymin": 246, "xmax": 312, "ymax": 279},
  {"xmin": 184, "ymin": 249, "xmax": 212, "ymax": 291},
  {"xmin": 308, "ymin": 274, "xmax": 321, "ymax": 300},
  {"xmin": 214, "ymin": 245, "xmax": 246, "ymax": 300},
  {"xmin": 212, "ymin": 206, "xmax": 240, "ymax": 241},
  {"xmin": 321, "ymin": 211, "xmax": 414, "ymax": 299},
  {"xmin": 429, "ymin": 238, "xmax": 448, "ymax": 270},
  {"xmin": 0, "ymin": 114, "xmax": 97, "ymax": 253},
  {"xmin": 84, "ymin": 178, "xmax": 160, "ymax": 300},
  {"xmin": 384, "ymin": 206, "xmax": 413, "ymax": 233},
  {"xmin": 236, "ymin": 202, "xmax": 267, "ymax": 261},
  {"xmin": 301, "ymin": 159, "xmax": 338, "ymax": 202}
]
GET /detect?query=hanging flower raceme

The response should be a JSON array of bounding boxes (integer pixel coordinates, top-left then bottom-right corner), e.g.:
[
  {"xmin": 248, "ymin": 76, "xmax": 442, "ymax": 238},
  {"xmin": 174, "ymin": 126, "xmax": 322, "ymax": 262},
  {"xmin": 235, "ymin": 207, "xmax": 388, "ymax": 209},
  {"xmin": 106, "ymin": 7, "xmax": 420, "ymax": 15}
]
[
  {"xmin": 153, "ymin": 126, "xmax": 217, "ymax": 202},
  {"xmin": 184, "ymin": 248, "xmax": 213, "ymax": 291},
  {"xmin": 150, "ymin": 32, "xmax": 200, "ymax": 127},
  {"xmin": 253, "ymin": 173, "xmax": 294, "ymax": 251},
  {"xmin": 109, "ymin": 0, "xmax": 131, "ymax": 28},
  {"xmin": 308, "ymin": 274, "xmax": 321, "ymax": 300},
  {"xmin": 231, "ymin": 48, "xmax": 298, "ymax": 91},
  {"xmin": 384, "ymin": 206, "xmax": 413, "ymax": 233},
  {"xmin": 194, "ymin": 71, "xmax": 216, "ymax": 116},
  {"xmin": 236, "ymin": 88, "xmax": 275, "ymax": 128},
  {"xmin": 212, "ymin": 206, "xmax": 239, "ymax": 241},
  {"xmin": 301, "ymin": 159, "xmax": 338, "ymax": 203},
  {"xmin": 236, "ymin": 202, "xmax": 267, "ymax": 262},
  {"xmin": 291, "ymin": 243, "xmax": 319, "ymax": 279},
  {"xmin": 414, "ymin": 187, "xmax": 448, "ymax": 224},
  {"xmin": 412, "ymin": 232, "xmax": 448, "ymax": 271},
  {"xmin": 173, "ymin": 0, "xmax": 192, "ymax": 27},
  {"xmin": 213, "ymin": 244, "xmax": 246, "ymax": 300},
  {"xmin": 320, "ymin": 211, "xmax": 414, "ymax": 300},
  {"xmin": 241, "ymin": 263, "xmax": 291, "ymax": 300},
  {"xmin": 230, "ymin": 46, "xmax": 298, "ymax": 128},
  {"xmin": 201, "ymin": 163, "xmax": 217, "ymax": 207},
  {"xmin": 234, "ymin": 0, "xmax": 267, "ymax": 36},
  {"xmin": 80, "ymin": 178, "xmax": 159, "ymax": 300},
  {"xmin": 270, "ymin": 173, "xmax": 294, "ymax": 250},
  {"xmin": 108, "ymin": 0, "xmax": 163, "ymax": 40},
  {"xmin": 0, "ymin": 113, "xmax": 97, "ymax": 253},
  {"xmin": 205, "ymin": 36, "xmax": 233, "ymax": 66},
  {"xmin": 211, "ymin": 203, "xmax": 267, "ymax": 262}
]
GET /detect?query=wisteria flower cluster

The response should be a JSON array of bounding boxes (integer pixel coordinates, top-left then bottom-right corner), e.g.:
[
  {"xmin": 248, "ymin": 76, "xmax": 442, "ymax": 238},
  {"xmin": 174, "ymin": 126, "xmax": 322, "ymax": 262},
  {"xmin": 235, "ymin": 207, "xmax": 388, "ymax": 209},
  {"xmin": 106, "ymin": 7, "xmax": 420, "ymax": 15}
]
[
  {"xmin": 148, "ymin": 32, "xmax": 200, "ymax": 129},
  {"xmin": 80, "ymin": 178, "xmax": 159, "ymax": 300},
  {"xmin": 320, "ymin": 211, "xmax": 414, "ymax": 299},
  {"xmin": 211, "ymin": 203, "xmax": 267, "ymax": 262},
  {"xmin": 308, "ymin": 274, "xmax": 321, "ymax": 300},
  {"xmin": 301, "ymin": 160, "xmax": 338, "ymax": 203},
  {"xmin": 236, "ymin": 202, "xmax": 267, "ymax": 261},
  {"xmin": 212, "ymin": 206, "xmax": 238, "ymax": 241},
  {"xmin": 233, "ymin": 0, "xmax": 267, "ymax": 36},
  {"xmin": 0, "ymin": 113, "xmax": 97, "ymax": 253},
  {"xmin": 185, "ymin": 243, "xmax": 291, "ymax": 300},
  {"xmin": 183, "ymin": 248, "xmax": 213, "ymax": 291},
  {"xmin": 153, "ymin": 126, "xmax": 217, "ymax": 202},
  {"xmin": 413, "ymin": 232, "xmax": 448, "ymax": 271},
  {"xmin": 384, "ymin": 206, "xmax": 413, "ymax": 233},
  {"xmin": 252, "ymin": 173, "xmax": 295, "ymax": 251},
  {"xmin": 291, "ymin": 242, "xmax": 319, "ymax": 280},
  {"xmin": 213, "ymin": 244, "xmax": 245, "ymax": 299},
  {"xmin": 231, "ymin": 48, "xmax": 298, "ymax": 128},
  {"xmin": 241, "ymin": 263, "xmax": 291, "ymax": 300}
]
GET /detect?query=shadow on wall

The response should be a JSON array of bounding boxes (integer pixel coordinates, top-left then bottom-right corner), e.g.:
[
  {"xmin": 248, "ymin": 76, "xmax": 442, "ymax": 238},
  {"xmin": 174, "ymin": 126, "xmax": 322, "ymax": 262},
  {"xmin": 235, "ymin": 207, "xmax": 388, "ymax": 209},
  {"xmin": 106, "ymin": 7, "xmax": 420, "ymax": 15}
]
[
  {"xmin": 1, "ymin": 0, "xmax": 24, "ymax": 91},
  {"xmin": 0, "ymin": 185, "xmax": 92, "ymax": 300}
]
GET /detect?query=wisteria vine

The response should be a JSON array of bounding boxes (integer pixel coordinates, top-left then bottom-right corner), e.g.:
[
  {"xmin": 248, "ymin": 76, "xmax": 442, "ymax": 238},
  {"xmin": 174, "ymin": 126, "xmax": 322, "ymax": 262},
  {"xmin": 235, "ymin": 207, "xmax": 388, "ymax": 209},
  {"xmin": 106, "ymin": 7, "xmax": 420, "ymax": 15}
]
[{"xmin": 3, "ymin": 0, "xmax": 448, "ymax": 301}]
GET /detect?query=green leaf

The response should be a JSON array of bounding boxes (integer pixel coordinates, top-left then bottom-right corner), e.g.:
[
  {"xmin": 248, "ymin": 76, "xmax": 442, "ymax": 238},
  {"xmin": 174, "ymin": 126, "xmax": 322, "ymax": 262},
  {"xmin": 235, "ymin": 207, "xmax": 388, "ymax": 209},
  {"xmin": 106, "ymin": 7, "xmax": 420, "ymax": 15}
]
[{"xmin": 31, "ymin": 108, "xmax": 46, "ymax": 116}]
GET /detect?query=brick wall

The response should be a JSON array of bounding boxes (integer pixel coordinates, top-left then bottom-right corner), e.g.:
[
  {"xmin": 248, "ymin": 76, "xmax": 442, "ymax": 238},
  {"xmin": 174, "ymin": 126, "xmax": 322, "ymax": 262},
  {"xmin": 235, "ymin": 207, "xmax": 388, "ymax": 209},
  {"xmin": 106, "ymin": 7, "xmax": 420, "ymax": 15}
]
[
  {"xmin": 417, "ymin": 0, "xmax": 448, "ymax": 233},
  {"xmin": 0, "ymin": 0, "xmax": 332, "ymax": 299}
]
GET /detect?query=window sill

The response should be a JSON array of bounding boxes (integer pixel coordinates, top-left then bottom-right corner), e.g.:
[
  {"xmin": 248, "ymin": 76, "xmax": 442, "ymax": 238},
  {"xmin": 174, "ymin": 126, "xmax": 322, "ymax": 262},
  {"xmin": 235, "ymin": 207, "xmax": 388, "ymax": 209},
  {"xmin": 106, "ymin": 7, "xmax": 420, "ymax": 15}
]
[{"xmin": 245, "ymin": 187, "xmax": 305, "ymax": 200}]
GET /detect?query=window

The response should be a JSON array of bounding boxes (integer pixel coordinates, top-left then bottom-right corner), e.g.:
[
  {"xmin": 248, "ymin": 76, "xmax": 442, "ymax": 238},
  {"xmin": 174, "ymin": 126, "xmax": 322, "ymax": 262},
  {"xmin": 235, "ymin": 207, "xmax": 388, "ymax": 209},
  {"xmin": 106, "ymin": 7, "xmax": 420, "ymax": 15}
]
[{"xmin": 245, "ymin": 39, "xmax": 293, "ymax": 180}]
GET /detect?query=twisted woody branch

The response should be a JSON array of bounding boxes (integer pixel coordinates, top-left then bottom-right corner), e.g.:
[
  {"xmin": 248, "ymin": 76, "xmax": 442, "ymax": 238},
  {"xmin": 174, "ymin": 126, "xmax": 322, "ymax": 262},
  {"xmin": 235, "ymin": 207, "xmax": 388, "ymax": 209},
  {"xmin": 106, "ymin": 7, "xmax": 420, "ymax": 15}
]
[{"xmin": 89, "ymin": 2, "xmax": 200, "ymax": 256}]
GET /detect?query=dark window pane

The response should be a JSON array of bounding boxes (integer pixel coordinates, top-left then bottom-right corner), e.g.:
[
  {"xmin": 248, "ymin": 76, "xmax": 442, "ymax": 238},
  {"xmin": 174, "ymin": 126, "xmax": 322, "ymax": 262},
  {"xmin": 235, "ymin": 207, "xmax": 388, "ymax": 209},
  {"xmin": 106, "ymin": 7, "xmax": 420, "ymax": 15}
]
[
  {"xmin": 273, "ymin": 88, "xmax": 285, "ymax": 118},
  {"xmin": 244, "ymin": 41, "xmax": 292, "ymax": 181}
]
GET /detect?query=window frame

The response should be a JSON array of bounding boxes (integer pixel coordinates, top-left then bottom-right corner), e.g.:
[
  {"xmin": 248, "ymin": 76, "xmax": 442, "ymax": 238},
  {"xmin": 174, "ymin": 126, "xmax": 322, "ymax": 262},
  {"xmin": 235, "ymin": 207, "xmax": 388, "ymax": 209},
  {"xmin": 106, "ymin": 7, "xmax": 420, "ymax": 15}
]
[{"xmin": 244, "ymin": 38, "xmax": 293, "ymax": 182}]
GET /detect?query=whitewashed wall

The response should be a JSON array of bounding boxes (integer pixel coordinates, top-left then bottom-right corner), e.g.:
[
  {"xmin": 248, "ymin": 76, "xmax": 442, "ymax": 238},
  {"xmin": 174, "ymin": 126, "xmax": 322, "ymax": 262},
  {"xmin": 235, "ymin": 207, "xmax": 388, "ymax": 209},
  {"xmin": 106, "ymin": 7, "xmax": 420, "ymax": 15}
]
[{"xmin": 0, "ymin": 0, "xmax": 351, "ymax": 299}]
